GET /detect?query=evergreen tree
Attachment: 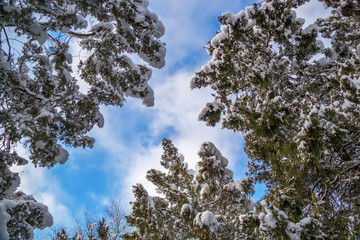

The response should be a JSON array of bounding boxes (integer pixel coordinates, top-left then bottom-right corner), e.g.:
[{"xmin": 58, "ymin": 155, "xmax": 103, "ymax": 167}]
[
  {"xmin": 97, "ymin": 218, "xmax": 110, "ymax": 240},
  {"xmin": 191, "ymin": 0, "xmax": 359, "ymax": 238},
  {"xmin": 124, "ymin": 138, "xmax": 255, "ymax": 239},
  {"xmin": 0, "ymin": 0, "xmax": 165, "ymax": 239}
]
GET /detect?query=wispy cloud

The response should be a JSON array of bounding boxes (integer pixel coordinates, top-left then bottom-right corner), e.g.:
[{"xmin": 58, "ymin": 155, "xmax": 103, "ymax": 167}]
[
  {"xmin": 91, "ymin": 68, "xmax": 246, "ymax": 205},
  {"xmin": 148, "ymin": 0, "xmax": 249, "ymax": 70},
  {"xmin": 12, "ymin": 146, "xmax": 73, "ymax": 227}
]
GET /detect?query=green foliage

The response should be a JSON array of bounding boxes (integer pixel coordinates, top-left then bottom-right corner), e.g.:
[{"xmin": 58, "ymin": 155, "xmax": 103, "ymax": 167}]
[
  {"xmin": 124, "ymin": 138, "xmax": 255, "ymax": 239},
  {"xmin": 192, "ymin": 0, "xmax": 359, "ymax": 238}
]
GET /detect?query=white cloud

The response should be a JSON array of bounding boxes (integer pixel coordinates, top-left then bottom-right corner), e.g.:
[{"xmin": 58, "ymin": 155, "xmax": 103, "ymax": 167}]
[
  {"xmin": 295, "ymin": 0, "xmax": 331, "ymax": 27},
  {"xmin": 69, "ymin": 38, "xmax": 91, "ymax": 94},
  {"xmin": 11, "ymin": 146, "xmax": 73, "ymax": 228},
  {"xmin": 150, "ymin": 69, "xmax": 244, "ymax": 169},
  {"xmin": 148, "ymin": 0, "xmax": 245, "ymax": 68},
  {"xmin": 38, "ymin": 192, "xmax": 73, "ymax": 227},
  {"xmin": 91, "ymin": 68, "xmax": 246, "ymax": 205}
]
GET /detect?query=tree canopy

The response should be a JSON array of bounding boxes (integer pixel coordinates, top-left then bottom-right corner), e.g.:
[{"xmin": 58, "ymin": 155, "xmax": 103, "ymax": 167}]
[
  {"xmin": 190, "ymin": 0, "xmax": 359, "ymax": 238},
  {"xmin": 2, "ymin": 0, "xmax": 359, "ymax": 239},
  {"xmin": 0, "ymin": 0, "xmax": 165, "ymax": 239}
]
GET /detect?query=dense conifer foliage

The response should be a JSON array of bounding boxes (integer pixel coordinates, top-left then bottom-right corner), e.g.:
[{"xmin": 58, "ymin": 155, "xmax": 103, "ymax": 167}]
[
  {"xmin": 190, "ymin": 0, "xmax": 359, "ymax": 238},
  {"xmin": 124, "ymin": 139, "xmax": 255, "ymax": 239},
  {"xmin": 0, "ymin": 0, "xmax": 165, "ymax": 238}
]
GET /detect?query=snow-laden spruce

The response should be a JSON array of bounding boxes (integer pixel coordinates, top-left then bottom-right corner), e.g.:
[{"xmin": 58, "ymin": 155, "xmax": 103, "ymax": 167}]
[
  {"xmin": 124, "ymin": 138, "xmax": 255, "ymax": 239},
  {"xmin": 0, "ymin": 0, "xmax": 165, "ymax": 238},
  {"xmin": 192, "ymin": 0, "xmax": 359, "ymax": 238}
]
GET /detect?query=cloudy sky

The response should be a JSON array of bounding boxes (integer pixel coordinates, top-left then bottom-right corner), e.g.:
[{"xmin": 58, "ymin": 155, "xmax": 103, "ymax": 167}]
[{"xmin": 10, "ymin": 0, "xmax": 330, "ymax": 238}]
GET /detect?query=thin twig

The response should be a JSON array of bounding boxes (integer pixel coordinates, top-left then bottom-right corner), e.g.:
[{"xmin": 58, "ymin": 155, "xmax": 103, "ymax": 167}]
[
  {"xmin": 1, "ymin": 27, "xmax": 11, "ymax": 61},
  {"xmin": 14, "ymin": 87, "xmax": 45, "ymax": 101},
  {"xmin": 47, "ymin": 33, "xmax": 60, "ymax": 46}
]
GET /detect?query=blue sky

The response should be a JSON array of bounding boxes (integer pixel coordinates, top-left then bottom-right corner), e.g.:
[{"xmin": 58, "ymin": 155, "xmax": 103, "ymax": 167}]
[{"xmin": 9, "ymin": 0, "xmax": 330, "ymax": 238}]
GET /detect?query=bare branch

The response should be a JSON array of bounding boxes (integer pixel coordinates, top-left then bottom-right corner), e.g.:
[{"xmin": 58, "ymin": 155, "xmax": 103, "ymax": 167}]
[
  {"xmin": 47, "ymin": 33, "xmax": 60, "ymax": 46},
  {"xmin": 14, "ymin": 87, "xmax": 45, "ymax": 101},
  {"xmin": 67, "ymin": 31, "xmax": 95, "ymax": 38},
  {"xmin": 266, "ymin": 31, "xmax": 272, "ymax": 48},
  {"xmin": 1, "ymin": 27, "xmax": 11, "ymax": 61}
]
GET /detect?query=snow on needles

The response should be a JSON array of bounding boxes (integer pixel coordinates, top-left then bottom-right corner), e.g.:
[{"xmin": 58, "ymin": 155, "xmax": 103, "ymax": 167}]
[{"xmin": 194, "ymin": 210, "xmax": 219, "ymax": 232}]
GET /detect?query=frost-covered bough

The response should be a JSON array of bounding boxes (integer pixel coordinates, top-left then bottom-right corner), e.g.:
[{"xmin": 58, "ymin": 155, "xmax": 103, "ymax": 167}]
[
  {"xmin": 191, "ymin": 0, "xmax": 359, "ymax": 238},
  {"xmin": 124, "ymin": 139, "xmax": 255, "ymax": 239},
  {"xmin": 0, "ymin": 0, "xmax": 165, "ymax": 238}
]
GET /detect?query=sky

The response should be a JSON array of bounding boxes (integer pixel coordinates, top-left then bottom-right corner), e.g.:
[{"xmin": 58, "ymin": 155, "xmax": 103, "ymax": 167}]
[{"xmin": 8, "ymin": 0, "xmax": 330, "ymax": 238}]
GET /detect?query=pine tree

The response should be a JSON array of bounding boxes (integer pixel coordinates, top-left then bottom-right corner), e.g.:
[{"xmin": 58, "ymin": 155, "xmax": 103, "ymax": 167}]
[
  {"xmin": 191, "ymin": 0, "xmax": 359, "ymax": 238},
  {"xmin": 124, "ymin": 138, "xmax": 255, "ymax": 239},
  {"xmin": 96, "ymin": 218, "xmax": 110, "ymax": 240},
  {"xmin": 0, "ymin": 0, "xmax": 165, "ymax": 239}
]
